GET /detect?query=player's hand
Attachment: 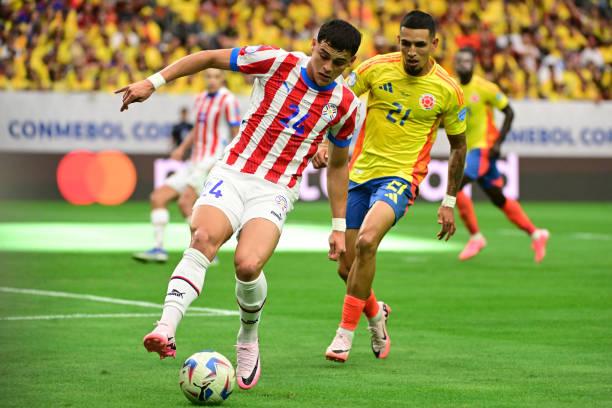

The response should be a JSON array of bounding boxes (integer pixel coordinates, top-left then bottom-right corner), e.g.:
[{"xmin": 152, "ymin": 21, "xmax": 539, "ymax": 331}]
[
  {"xmin": 114, "ymin": 79, "xmax": 155, "ymax": 112},
  {"xmin": 312, "ymin": 147, "xmax": 328, "ymax": 169},
  {"xmin": 328, "ymin": 230, "xmax": 346, "ymax": 261},
  {"xmin": 170, "ymin": 147, "xmax": 184, "ymax": 161},
  {"xmin": 436, "ymin": 206, "xmax": 456, "ymax": 241},
  {"xmin": 489, "ymin": 144, "xmax": 501, "ymax": 159}
]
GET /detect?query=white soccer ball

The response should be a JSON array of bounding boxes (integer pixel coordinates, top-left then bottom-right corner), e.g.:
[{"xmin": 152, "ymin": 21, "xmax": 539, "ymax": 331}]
[{"xmin": 179, "ymin": 350, "xmax": 236, "ymax": 405}]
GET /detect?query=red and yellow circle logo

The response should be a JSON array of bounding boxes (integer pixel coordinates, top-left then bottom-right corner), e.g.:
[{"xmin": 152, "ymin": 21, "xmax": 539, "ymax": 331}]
[
  {"xmin": 56, "ymin": 150, "xmax": 137, "ymax": 205},
  {"xmin": 419, "ymin": 93, "xmax": 436, "ymax": 110}
]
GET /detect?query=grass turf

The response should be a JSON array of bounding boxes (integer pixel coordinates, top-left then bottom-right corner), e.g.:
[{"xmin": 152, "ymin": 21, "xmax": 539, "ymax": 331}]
[{"xmin": 0, "ymin": 200, "xmax": 611, "ymax": 407}]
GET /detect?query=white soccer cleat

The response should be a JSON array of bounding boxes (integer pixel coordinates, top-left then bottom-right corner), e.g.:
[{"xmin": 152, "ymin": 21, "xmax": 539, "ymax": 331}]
[
  {"xmin": 132, "ymin": 248, "xmax": 169, "ymax": 263},
  {"xmin": 367, "ymin": 302, "xmax": 392, "ymax": 359},
  {"xmin": 236, "ymin": 341, "xmax": 261, "ymax": 389},
  {"xmin": 325, "ymin": 329, "xmax": 353, "ymax": 363}
]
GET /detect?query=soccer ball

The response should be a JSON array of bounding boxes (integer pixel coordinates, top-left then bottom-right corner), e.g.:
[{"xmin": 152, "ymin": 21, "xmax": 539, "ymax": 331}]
[{"xmin": 179, "ymin": 351, "xmax": 235, "ymax": 405}]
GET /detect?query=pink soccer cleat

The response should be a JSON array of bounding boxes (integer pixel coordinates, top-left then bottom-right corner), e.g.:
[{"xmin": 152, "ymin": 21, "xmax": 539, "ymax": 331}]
[
  {"xmin": 236, "ymin": 341, "xmax": 261, "ymax": 389},
  {"xmin": 325, "ymin": 329, "xmax": 353, "ymax": 363},
  {"xmin": 143, "ymin": 331, "xmax": 176, "ymax": 359},
  {"xmin": 368, "ymin": 302, "xmax": 392, "ymax": 359},
  {"xmin": 532, "ymin": 229, "xmax": 550, "ymax": 263},
  {"xmin": 459, "ymin": 236, "xmax": 487, "ymax": 261}
]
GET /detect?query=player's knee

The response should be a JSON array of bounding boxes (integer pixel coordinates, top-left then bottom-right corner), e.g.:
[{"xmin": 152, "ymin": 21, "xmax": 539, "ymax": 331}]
[
  {"xmin": 234, "ymin": 256, "xmax": 263, "ymax": 282},
  {"xmin": 356, "ymin": 231, "xmax": 378, "ymax": 257},
  {"xmin": 190, "ymin": 227, "xmax": 221, "ymax": 255}
]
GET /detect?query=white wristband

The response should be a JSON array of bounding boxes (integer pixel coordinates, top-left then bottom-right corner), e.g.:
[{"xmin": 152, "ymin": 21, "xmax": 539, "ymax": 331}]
[
  {"xmin": 441, "ymin": 194, "xmax": 456, "ymax": 208},
  {"xmin": 146, "ymin": 72, "xmax": 166, "ymax": 90},
  {"xmin": 331, "ymin": 218, "xmax": 346, "ymax": 232}
]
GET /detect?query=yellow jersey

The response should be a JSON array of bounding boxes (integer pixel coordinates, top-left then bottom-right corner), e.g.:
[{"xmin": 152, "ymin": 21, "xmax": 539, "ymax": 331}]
[
  {"xmin": 347, "ymin": 53, "xmax": 467, "ymax": 186},
  {"xmin": 460, "ymin": 75, "xmax": 509, "ymax": 150}
]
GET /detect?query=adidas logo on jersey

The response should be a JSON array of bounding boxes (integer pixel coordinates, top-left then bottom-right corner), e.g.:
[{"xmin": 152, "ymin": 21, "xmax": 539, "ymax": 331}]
[{"xmin": 378, "ymin": 82, "xmax": 393, "ymax": 93}]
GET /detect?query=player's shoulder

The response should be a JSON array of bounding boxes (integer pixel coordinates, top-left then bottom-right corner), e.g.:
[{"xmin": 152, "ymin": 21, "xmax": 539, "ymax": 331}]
[
  {"xmin": 356, "ymin": 52, "xmax": 402, "ymax": 75},
  {"xmin": 431, "ymin": 64, "xmax": 464, "ymax": 103},
  {"xmin": 473, "ymin": 75, "xmax": 502, "ymax": 94}
]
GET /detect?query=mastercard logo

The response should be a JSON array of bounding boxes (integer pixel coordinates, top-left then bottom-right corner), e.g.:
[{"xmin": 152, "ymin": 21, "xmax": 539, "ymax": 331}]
[{"xmin": 56, "ymin": 150, "xmax": 137, "ymax": 205}]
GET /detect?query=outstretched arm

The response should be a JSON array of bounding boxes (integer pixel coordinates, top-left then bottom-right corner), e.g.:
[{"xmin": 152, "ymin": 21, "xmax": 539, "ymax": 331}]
[
  {"xmin": 326, "ymin": 142, "xmax": 349, "ymax": 261},
  {"xmin": 437, "ymin": 132, "xmax": 467, "ymax": 241},
  {"xmin": 115, "ymin": 49, "xmax": 233, "ymax": 112},
  {"xmin": 490, "ymin": 104, "xmax": 514, "ymax": 159}
]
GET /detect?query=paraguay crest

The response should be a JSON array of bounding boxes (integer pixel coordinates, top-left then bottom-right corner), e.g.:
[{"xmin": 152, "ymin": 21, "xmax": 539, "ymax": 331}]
[
  {"xmin": 322, "ymin": 103, "xmax": 338, "ymax": 121},
  {"xmin": 419, "ymin": 93, "xmax": 436, "ymax": 110}
]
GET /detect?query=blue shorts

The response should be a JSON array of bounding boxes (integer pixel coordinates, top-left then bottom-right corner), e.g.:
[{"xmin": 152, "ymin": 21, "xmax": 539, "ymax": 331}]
[
  {"xmin": 464, "ymin": 148, "xmax": 503, "ymax": 189},
  {"xmin": 346, "ymin": 176, "xmax": 415, "ymax": 229}
]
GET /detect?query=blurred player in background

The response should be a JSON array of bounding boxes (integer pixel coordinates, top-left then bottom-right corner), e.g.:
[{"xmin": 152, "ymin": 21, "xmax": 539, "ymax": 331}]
[
  {"xmin": 320, "ymin": 11, "xmax": 467, "ymax": 363},
  {"xmin": 116, "ymin": 19, "xmax": 362, "ymax": 389},
  {"xmin": 453, "ymin": 48, "xmax": 549, "ymax": 263},
  {"xmin": 171, "ymin": 107, "xmax": 193, "ymax": 148},
  {"xmin": 132, "ymin": 69, "xmax": 240, "ymax": 263}
]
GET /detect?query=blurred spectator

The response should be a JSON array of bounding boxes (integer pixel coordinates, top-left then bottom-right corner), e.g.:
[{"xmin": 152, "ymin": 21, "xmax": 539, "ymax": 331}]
[{"xmin": 0, "ymin": 0, "xmax": 609, "ymax": 100}]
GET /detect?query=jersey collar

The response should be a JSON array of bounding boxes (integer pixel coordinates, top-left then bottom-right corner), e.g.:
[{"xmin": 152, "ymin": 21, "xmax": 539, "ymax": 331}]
[{"xmin": 300, "ymin": 67, "xmax": 336, "ymax": 91}]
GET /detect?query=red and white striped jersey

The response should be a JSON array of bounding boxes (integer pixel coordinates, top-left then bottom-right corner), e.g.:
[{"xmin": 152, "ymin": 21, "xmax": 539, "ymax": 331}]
[
  {"xmin": 223, "ymin": 45, "xmax": 360, "ymax": 189},
  {"xmin": 191, "ymin": 86, "xmax": 241, "ymax": 163}
]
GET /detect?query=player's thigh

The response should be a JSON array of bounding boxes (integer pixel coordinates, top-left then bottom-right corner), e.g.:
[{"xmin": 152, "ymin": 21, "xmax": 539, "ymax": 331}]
[
  {"xmin": 233, "ymin": 218, "xmax": 281, "ymax": 281},
  {"xmin": 178, "ymin": 185, "xmax": 198, "ymax": 217},
  {"xmin": 151, "ymin": 184, "xmax": 180, "ymax": 207},
  {"xmin": 195, "ymin": 166, "xmax": 246, "ymax": 232},
  {"xmin": 189, "ymin": 204, "xmax": 235, "ymax": 260},
  {"xmin": 358, "ymin": 200, "xmax": 396, "ymax": 252}
]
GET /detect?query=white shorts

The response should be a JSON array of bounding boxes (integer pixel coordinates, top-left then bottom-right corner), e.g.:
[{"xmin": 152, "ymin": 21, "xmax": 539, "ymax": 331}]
[
  {"xmin": 164, "ymin": 158, "xmax": 217, "ymax": 195},
  {"xmin": 194, "ymin": 164, "xmax": 298, "ymax": 233}
]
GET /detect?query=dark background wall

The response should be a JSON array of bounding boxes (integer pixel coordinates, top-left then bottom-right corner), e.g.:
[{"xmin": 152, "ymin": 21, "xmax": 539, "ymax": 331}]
[{"xmin": 1, "ymin": 152, "xmax": 611, "ymax": 201}]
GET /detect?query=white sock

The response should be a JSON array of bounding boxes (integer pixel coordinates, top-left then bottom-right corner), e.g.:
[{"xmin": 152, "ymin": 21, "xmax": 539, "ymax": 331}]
[
  {"xmin": 367, "ymin": 306, "xmax": 383, "ymax": 325},
  {"xmin": 151, "ymin": 208, "xmax": 169, "ymax": 249},
  {"xmin": 531, "ymin": 229, "xmax": 545, "ymax": 240},
  {"xmin": 471, "ymin": 232, "xmax": 484, "ymax": 241},
  {"xmin": 337, "ymin": 327, "xmax": 355, "ymax": 340},
  {"xmin": 236, "ymin": 272, "xmax": 267, "ymax": 343},
  {"xmin": 158, "ymin": 248, "xmax": 211, "ymax": 334}
]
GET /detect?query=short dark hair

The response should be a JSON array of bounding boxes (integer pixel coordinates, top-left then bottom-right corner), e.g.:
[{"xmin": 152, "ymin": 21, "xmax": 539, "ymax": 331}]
[
  {"xmin": 458, "ymin": 47, "xmax": 477, "ymax": 57},
  {"xmin": 317, "ymin": 19, "xmax": 362, "ymax": 56},
  {"xmin": 400, "ymin": 10, "xmax": 437, "ymax": 38}
]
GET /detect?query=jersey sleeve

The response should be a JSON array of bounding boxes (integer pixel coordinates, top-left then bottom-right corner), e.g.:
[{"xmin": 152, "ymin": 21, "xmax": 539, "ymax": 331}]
[
  {"xmin": 327, "ymin": 99, "xmax": 359, "ymax": 148},
  {"xmin": 346, "ymin": 59, "xmax": 375, "ymax": 97},
  {"xmin": 485, "ymin": 82, "xmax": 509, "ymax": 110},
  {"xmin": 229, "ymin": 45, "xmax": 283, "ymax": 77},
  {"xmin": 224, "ymin": 94, "xmax": 241, "ymax": 127},
  {"xmin": 442, "ymin": 87, "xmax": 468, "ymax": 136}
]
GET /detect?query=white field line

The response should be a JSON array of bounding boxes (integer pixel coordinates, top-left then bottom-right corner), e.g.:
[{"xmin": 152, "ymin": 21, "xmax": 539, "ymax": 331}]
[
  {"xmin": 0, "ymin": 287, "xmax": 238, "ymax": 316},
  {"xmin": 0, "ymin": 312, "xmax": 216, "ymax": 321}
]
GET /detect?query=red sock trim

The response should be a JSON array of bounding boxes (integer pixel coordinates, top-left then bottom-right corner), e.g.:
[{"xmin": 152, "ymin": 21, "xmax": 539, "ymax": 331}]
[
  {"xmin": 363, "ymin": 290, "xmax": 379, "ymax": 319},
  {"xmin": 340, "ymin": 294, "xmax": 366, "ymax": 331}
]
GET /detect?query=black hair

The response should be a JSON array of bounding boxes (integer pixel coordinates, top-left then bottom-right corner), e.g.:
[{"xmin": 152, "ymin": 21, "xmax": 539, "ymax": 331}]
[
  {"xmin": 400, "ymin": 10, "xmax": 437, "ymax": 38},
  {"xmin": 458, "ymin": 47, "xmax": 477, "ymax": 57},
  {"xmin": 317, "ymin": 19, "xmax": 362, "ymax": 56}
]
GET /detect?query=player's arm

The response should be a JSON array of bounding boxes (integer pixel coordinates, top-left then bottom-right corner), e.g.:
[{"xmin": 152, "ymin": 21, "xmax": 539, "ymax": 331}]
[
  {"xmin": 170, "ymin": 128, "xmax": 195, "ymax": 161},
  {"xmin": 437, "ymin": 132, "xmax": 467, "ymax": 241},
  {"xmin": 115, "ymin": 49, "xmax": 233, "ymax": 112},
  {"xmin": 326, "ymin": 142, "xmax": 349, "ymax": 261},
  {"xmin": 490, "ymin": 104, "xmax": 514, "ymax": 159}
]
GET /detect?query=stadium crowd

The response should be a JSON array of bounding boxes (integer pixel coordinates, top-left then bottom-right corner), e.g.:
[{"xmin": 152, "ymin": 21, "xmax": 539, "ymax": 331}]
[{"xmin": 0, "ymin": 0, "xmax": 609, "ymax": 100}]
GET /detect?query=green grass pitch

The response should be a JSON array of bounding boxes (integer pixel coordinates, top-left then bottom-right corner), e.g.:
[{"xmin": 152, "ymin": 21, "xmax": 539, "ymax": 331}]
[{"xmin": 0, "ymin": 200, "xmax": 611, "ymax": 407}]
